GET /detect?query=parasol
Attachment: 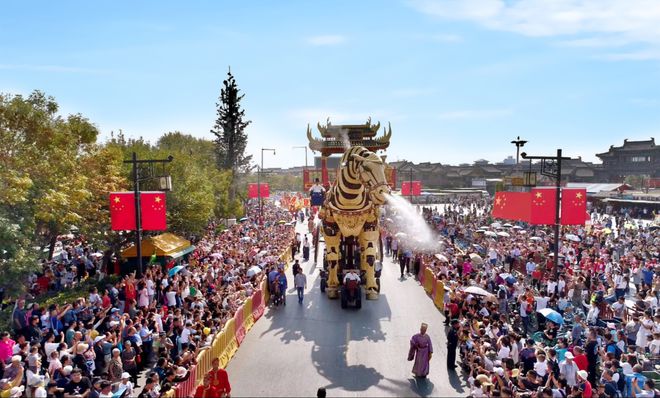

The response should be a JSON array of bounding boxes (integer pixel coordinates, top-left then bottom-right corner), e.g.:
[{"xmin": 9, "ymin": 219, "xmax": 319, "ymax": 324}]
[
  {"xmin": 434, "ymin": 253, "xmax": 449, "ymax": 262},
  {"xmin": 276, "ymin": 220, "xmax": 287, "ymax": 225},
  {"xmin": 464, "ymin": 286, "xmax": 493, "ymax": 297},
  {"xmin": 530, "ymin": 237, "xmax": 543, "ymax": 242},
  {"xmin": 247, "ymin": 266, "xmax": 262, "ymax": 278},
  {"xmin": 210, "ymin": 253, "xmax": 223, "ymax": 259},
  {"xmin": 479, "ymin": 226, "xmax": 491, "ymax": 230},
  {"xmin": 168, "ymin": 265, "xmax": 186, "ymax": 277},
  {"xmin": 475, "ymin": 229, "xmax": 486, "ymax": 234},
  {"xmin": 484, "ymin": 231, "xmax": 497, "ymax": 237},
  {"xmin": 239, "ymin": 217, "xmax": 249, "ymax": 222},
  {"xmin": 497, "ymin": 232, "xmax": 510, "ymax": 238},
  {"xmin": 512, "ymin": 225, "xmax": 523, "ymax": 230},
  {"xmin": 469, "ymin": 253, "xmax": 484, "ymax": 265},
  {"xmin": 564, "ymin": 234, "xmax": 581, "ymax": 242},
  {"xmin": 538, "ymin": 308, "xmax": 564, "ymax": 325},
  {"xmin": 518, "ymin": 230, "xmax": 527, "ymax": 234},
  {"xmin": 491, "ymin": 222, "xmax": 502, "ymax": 228},
  {"xmin": 503, "ymin": 223, "xmax": 513, "ymax": 228}
]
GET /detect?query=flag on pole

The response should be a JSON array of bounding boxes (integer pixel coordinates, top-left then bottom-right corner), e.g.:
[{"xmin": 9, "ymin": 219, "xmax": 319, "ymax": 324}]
[
  {"xmin": 491, "ymin": 192, "xmax": 531, "ymax": 221},
  {"xmin": 141, "ymin": 192, "xmax": 167, "ymax": 231},
  {"xmin": 561, "ymin": 188, "xmax": 587, "ymax": 225},
  {"xmin": 411, "ymin": 181, "xmax": 422, "ymax": 196},
  {"xmin": 248, "ymin": 183, "xmax": 259, "ymax": 199},
  {"xmin": 400, "ymin": 181, "xmax": 411, "ymax": 196},
  {"xmin": 530, "ymin": 188, "xmax": 557, "ymax": 225},
  {"xmin": 260, "ymin": 183, "xmax": 270, "ymax": 198},
  {"xmin": 109, "ymin": 192, "xmax": 136, "ymax": 230}
]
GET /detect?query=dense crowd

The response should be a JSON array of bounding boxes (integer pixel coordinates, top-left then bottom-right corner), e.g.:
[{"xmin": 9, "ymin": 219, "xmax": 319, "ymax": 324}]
[
  {"xmin": 2, "ymin": 202, "xmax": 294, "ymax": 398},
  {"xmin": 385, "ymin": 196, "xmax": 660, "ymax": 398}
]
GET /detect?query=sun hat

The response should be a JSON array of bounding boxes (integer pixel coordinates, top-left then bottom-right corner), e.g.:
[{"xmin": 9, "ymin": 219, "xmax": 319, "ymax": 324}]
[
  {"xmin": 565, "ymin": 351, "xmax": 574, "ymax": 359},
  {"xmin": 577, "ymin": 370, "xmax": 588, "ymax": 380},
  {"xmin": 121, "ymin": 372, "xmax": 130, "ymax": 379}
]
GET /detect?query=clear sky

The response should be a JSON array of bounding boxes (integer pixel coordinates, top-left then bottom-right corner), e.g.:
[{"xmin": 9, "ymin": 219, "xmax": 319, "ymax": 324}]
[{"xmin": 2, "ymin": 0, "xmax": 660, "ymax": 168}]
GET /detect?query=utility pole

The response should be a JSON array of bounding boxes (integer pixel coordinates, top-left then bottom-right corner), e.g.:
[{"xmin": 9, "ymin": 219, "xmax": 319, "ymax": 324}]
[{"xmin": 511, "ymin": 136, "xmax": 528, "ymax": 164}]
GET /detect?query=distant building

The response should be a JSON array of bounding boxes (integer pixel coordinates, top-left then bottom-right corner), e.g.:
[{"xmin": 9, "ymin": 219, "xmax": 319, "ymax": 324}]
[
  {"xmin": 596, "ymin": 138, "xmax": 660, "ymax": 182},
  {"xmin": 500, "ymin": 156, "xmax": 516, "ymax": 165}
]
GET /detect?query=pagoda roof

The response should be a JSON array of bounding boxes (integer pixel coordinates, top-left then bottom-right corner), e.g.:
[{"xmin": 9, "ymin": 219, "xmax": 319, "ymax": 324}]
[
  {"xmin": 307, "ymin": 119, "xmax": 392, "ymax": 154},
  {"xmin": 597, "ymin": 138, "xmax": 658, "ymax": 158}
]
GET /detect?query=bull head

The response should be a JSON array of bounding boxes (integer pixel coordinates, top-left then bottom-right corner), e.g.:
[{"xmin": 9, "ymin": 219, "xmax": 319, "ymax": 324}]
[{"xmin": 351, "ymin": 151, "xmax": 391, "ymax": 205}]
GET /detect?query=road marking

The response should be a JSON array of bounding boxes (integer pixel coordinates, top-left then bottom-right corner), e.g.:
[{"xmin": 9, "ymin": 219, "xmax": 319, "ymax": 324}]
[{"xmin": 345, "ymin": 322, "xmax": 351, "ymax": 362}]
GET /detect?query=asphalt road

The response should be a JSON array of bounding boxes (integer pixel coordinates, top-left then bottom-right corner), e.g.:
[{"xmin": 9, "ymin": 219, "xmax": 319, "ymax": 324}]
[{"xmin": 226, "ymin": 222, "xmax": 467, "ymax": 397}]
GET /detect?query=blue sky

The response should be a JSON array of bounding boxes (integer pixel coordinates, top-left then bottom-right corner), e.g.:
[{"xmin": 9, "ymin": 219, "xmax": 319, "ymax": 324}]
[{"xmin": 2, "ymin": 0, "xmax": 660, "ymax": 168}]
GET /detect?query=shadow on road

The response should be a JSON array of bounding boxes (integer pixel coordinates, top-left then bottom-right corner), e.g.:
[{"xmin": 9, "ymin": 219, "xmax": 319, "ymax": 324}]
[{"xmin": 260, "ymin": 271, "xmax": 392, "ymax": 392}]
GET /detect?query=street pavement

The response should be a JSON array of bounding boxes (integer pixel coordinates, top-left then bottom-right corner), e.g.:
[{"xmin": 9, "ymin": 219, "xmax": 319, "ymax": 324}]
[{"xmin": 226, "ymin": 221, "xmax": 467, "ymax": 397}]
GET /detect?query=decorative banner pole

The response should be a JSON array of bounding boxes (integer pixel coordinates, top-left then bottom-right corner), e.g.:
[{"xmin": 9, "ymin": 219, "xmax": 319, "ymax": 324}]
[
  {"xmin": 123, "ymin": 153, "xmax": 173, "ymax": 278},
  {"xmin": 521, "ymin": 149, "xmax": 570, "ymax": 281}
]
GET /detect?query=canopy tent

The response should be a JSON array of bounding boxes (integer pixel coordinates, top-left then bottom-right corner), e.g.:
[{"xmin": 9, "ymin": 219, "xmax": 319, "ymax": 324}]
[{"xmin": 122, "ymin": 233, "xmax": 194, "ymax": 259}]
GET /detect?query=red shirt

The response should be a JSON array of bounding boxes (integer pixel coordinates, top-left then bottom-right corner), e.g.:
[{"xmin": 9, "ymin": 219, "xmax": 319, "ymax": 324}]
[
  {"xmin": 37, "ymin": 276, "xmax": 50, "ymax": 293},
  {"xmin": 581, "ymin": 380, "xmax": 592, "ymax": 398},
  {"xmin": 574, "ymin": 354, "xmax": 588, "ymax": 371},
  {"xmin": 447, "ymin": 302, "xmax": 459, "ymax": 317},
  {"xmin": 194, "ymin": 385, "xmax": 219, "ymax": 398},
  {"xmin": 208, "ymin": 368, "xmax": 231, "ymax": 394}
]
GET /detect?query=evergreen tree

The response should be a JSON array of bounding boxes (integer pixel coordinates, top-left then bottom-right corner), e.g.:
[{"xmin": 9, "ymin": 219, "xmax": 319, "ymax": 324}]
[{"xmin": 211, "ymin": 69, "xmax": 252, "ymax": 201}]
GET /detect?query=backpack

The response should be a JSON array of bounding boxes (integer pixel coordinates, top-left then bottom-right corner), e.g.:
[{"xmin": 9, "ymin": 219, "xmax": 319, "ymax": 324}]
[
  {"xmin": 616, "ymin": 367, "xmax": 626, "ymax": 393},
  {"xmin": 607, "ymin": 342, "xmax": 623, "ymax": 360}
]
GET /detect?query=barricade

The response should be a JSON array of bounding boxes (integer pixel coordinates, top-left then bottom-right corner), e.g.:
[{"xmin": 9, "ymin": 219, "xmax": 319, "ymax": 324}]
[
  {"xmin": 423, "ymin": 267, "xmax": 434, "ymax": 294},
  {"xmin": 252, "ymin": 289, "xmax": 264, "ymax": 321},
  {"xmin": 234, "ymin": 305, "xmax": 246, "ymax": 345},
  {"xmin": 219, "ymin": 318, "xmax": 238, "ymax": 368},
  {"xmin": 242, "ymin": 297, "xmax": 255, "ymax": 334},
  {"xmin": 174, "ymin": 364, "xmax": 197, "ymax": 398},
  {"xmin": 262, "ymin": 276, "xmax": 270, "ymax": 305},
  {"xmin": 433, "ymin": 279, "xmax": 445, "ymax": 310},
  {"xmin": 419, "ymin": 263, "xmax": 426, "ymax": 285}
]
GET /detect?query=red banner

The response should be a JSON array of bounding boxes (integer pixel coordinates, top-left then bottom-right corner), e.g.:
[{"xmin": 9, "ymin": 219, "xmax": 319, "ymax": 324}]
[
  {"xmin": 110, "ymin": 192, "xmax": 136, "ymax": 231},
  {"xmin": 401, "ymin": 181, "xmax": 422, "ymax": 196},
  {"xmin": 140, "ymin": 191, "xmax": 167, "ymax": 231},
  {"xmin": 248, "ymin": 183, "xmax": 270, "ymax": 199},
  {"xmin": 530, "ymin": 188, "xmax": 557, "ymax": 225},
  {"xmin": 412, "ymin": 181, "xmax": 421, "ymax": 196},
  {"xmin": 561, "ymin": 188, "xmax": 587, "ymax": 225},
  {"xmin": 491, "ymin": 192, "xmax": 531, "ymax": 222}
]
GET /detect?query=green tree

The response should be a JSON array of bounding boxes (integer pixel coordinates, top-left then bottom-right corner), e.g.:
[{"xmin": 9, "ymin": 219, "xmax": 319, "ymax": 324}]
[{"xmin": 210, "ymin": 69, "xmax": 253, "ymax": 202}]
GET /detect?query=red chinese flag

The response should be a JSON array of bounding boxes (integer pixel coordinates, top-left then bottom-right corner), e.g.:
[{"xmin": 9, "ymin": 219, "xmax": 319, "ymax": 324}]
[
  {"xmin": 248, "ymin": 183, "xmax": 259, "ymax": 199},
  {"xmin": 412, "ymin": 181, "xmax": 422, "ymax": 196},
  {"xmin": 109, "ymin": 192, "xmax": 136, "ymax": 231},
  {"xmin": 260, "ymin": 183, "xmax": 270, "ymax": 198},
  {"xmin": 401, "ymin": 181, "xmax": 411, "ymax": 196},
  {"xmin": 561, "ymin": 188, "xmax": 587, "ymax": 225},
  {"xmin": 530, "ymin": 188, "xmax": 557, "ymax": 225},
  {"xmin": 491, "ymin": 192, "xmax": 531, "ymax": 222},
  {"xmin": 141, "ymin": 192, "xmax": 167, "ymax": 231}
]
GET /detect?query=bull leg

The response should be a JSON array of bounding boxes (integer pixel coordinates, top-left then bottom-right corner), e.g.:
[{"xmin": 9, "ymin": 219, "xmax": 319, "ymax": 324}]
[
  {"xmin": 323, "ymin": 228, "xmax": 341, "ymax": 299},
  {"xmin": 360, "ymin": 229, "xmax": 380, "ymax": 300}
]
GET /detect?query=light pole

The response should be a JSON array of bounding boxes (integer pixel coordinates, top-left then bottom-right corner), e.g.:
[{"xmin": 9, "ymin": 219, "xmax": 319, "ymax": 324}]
[
  {"xmin": 511, "ymin": 136, "xmax": 528, "ymax": 164},
  {"xmin": 521, "ymin": 149, "xmax": 570, "ymax": 281},
  {"xmin": 259, "ymin": 148, "xmax": 276, "ymax": 218},
  {"xmin": 123, "ymin": 152, "xmax": 173, "ymax": 278},
  {"xmin": 292, "ymin": 146, "xmax": 308, "ymax": 191}
]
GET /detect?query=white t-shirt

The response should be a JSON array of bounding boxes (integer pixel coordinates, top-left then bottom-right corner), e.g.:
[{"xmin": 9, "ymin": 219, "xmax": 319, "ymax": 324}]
[
  {"xmin": 166, "ymin": 291, "xmax": 177, "ymax": 307},
  {"xmin": 535, "ymin": 296, "xmax": 550, "ymax": 311},
  {"xmin": 497, "ymin": 345, "xmax": 510, "ymax": 360},
  {"xmin": 534, "ymin": 359, "xmax": 548, "ymax": 377},
  {"xmin": 180, "ymin": 327, "xmax": 192, "ymax": 344}
]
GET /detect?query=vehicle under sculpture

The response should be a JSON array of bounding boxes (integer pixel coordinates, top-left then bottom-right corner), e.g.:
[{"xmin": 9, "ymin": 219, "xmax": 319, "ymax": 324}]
[{"xmin": 318, "ymin": 145, "xmax": 391, "ymax": 303}]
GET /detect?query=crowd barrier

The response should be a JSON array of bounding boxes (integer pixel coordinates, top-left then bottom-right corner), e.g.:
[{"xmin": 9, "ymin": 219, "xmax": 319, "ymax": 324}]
[
  {"xmin": 433, "ymin": 279, "xmax": 445, "ymax": 309},
  {"xmin": 181, "ymin": 245, "xmax": 292, "ymax": 395},
  {"xmin": 423, "ymin": 267, "xmax": 434, "ymax": 294}
]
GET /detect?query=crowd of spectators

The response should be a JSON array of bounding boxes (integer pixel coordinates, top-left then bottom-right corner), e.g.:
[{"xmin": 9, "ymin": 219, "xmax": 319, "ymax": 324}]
[
  {"xmin": 1, "ymin": 201, "xmax": 294, "ymax": 398},
  {"xmin": 385, "ymin": 196, "xmax": 660, "ymax": 398}
]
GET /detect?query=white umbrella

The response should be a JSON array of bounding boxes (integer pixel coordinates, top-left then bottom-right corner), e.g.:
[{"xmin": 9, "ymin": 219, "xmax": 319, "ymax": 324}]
[
  {"xmin": 484, "ymin": 231, "xmax": 497, "ymax": 237},
  {"xmin": 512, "ymin": 225, "xmax": 523, "ymax": 230},
  {"xmin": 469, "ymin": 253, "xmax": 484, "ymax": 265},
  {"xmin": 475, "ymin": 229, "xmax": 486, "ymax": 233},
  {"xmin": 90, "ymin": 252, "xmax": 103, "ymax": 258},
  {"xmin": 210, "ymin": 253, "xmax": 223, "ymax": 259},
  {"xmin": 464, "ymin": 286, "xmax": 494, "ymax": 297},
  {"xmin": 497, "ymin": 232, "xmax": 510, "ymax": 238},
  {"xmin": 530, "ymin": 237, "xmax": 543, "ymax": 242},
  {"xmin": 517, "ymin": 230, "xmax": 527, "ymax": 234},
  {"xmin": 565, "ymin": 234, "xmax": 581, "ymax": 242},
  {"xmin": 491, "ymin": 222, "xmax": 502, "ymax": 228},
  {"xmin": 434, "ymin": 253, "xmax": 449, "ymax": 262},
  {"xmin": 480, "ymin": 226, "xmax": 491, "ymax": 230},
  {"xmin": 503, "ymin": 223, "xmax": 513, "ymax": 228},
  {"xmin": 247, "ymin": 266, "xmax": 262, "ymax": 278}
]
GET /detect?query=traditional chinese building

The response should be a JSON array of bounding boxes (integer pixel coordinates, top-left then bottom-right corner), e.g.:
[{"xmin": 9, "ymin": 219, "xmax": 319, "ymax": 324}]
[
  {"xmin": 305, "ymin": 118, "xmax": 394, "ymax": 189},
  {"xmin": 596, "ymin": 138, "xmax": 660, "ymax": 181}
]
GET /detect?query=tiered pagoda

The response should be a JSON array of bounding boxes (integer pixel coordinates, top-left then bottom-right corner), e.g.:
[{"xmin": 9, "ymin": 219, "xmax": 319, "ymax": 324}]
[{"xmin": 306, "ymin": 118, "xmax": 393, "ymax": 188}]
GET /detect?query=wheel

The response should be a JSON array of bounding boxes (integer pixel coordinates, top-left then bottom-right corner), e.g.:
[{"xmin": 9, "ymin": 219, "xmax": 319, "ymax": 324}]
[
  {"xmin": 356, "ymin": 298, "xmax": 362, "ymax": 309},
  {"xmin": 376, "ymin": 277, "xmax": 381, "ymax": 293},
  {"xmin": 320, "ymin": 278, "xmax": 326, "ymax": 293},
  {"xmin": 341, "ymin": 295, "xmax": 348, "ymax": 309}
]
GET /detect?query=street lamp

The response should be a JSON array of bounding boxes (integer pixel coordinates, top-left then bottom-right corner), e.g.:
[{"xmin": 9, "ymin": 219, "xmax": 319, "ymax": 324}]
[
  {"xmin": 292, "ymin": 146, "xmax": 308, "ymax": 191},
  {"xmin": 123, "ymin": 152, "xmax": 174, "ymax": 278},
  {"xmin": 511, "ymin": 136, "xmax": 528, "ymax": 165},
  {"xmin": 259, "ymin": 148, "xmax": 276, "ymax": 218},
  {"xmin": 520, "ymin": 149, "xmax": 571, "ymax": 282}
]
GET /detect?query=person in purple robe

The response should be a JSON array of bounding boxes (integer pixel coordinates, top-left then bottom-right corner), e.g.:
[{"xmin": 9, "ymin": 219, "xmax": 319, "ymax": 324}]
[{"xmin": 408, "ymin": 322, "xmax": 433, "ymax": 378}]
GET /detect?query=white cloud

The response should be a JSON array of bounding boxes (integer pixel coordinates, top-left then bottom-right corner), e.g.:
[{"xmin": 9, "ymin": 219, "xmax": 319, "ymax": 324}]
[
  {"xmin": 305, "ymin": 35, "xmax": 347, "ymax": 46},
  {"xmin": 436, "ymin": 108, "xmax": 513, "ymax": 120},
  {"xmin": 408, "ymin": 0, "xmax": 660, "ymax": 59}
]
